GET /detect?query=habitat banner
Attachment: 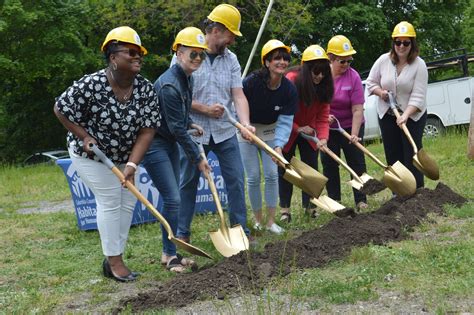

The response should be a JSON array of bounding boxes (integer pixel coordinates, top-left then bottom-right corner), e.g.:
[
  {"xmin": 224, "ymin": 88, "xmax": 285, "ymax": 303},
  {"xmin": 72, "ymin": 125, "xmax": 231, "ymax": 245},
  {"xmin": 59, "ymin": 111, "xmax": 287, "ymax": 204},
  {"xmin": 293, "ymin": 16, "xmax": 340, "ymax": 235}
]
[{"xmin": 56, "ymin": 151, "xmax": 228, "ymax": 231}]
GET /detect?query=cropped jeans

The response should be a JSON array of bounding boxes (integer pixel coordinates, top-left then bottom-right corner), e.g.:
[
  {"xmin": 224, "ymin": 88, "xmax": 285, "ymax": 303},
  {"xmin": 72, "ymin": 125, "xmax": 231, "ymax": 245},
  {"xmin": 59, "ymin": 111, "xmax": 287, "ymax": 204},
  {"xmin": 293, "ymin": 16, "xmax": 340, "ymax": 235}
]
[
  {"xmin": 69, "ymin": 149, "xmax": 138, "ymax": 257},
  {"xmin": 143, "ymin": 136, "xmax": 180, "ymax": 257},
  {"xmin": 178, "ymin": 135, "xmax": 249, "ymax": 238},
  {"xmin": 239, "ymin": 139, "xmax": 278, "ymax": 211}
]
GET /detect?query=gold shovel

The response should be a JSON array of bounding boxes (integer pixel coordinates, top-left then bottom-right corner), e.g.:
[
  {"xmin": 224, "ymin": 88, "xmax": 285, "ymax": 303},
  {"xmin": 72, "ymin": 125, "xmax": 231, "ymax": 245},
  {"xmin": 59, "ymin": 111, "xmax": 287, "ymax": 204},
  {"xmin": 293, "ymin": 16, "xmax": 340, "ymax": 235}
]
[
  {"xmin": 300, "ymin": 131, "xmax": 373, "ymax": 192},
  {"xmin": 90, "ymin": 144, "xmax": 212, "ymax": 259},
  {"xmin": 330, "ymin": 117, "xmax": 416, "ymax": 196},
  {"xmin": 222, "ymin": 107, "xmax": 327, "ymax": 198},
  {"xmin": 189, "ymin": 131, "xmax": 249, "ymax": 257},
  {"xmin": 388, "ymin": 92, "xmax": 440, "ymax": 180}
]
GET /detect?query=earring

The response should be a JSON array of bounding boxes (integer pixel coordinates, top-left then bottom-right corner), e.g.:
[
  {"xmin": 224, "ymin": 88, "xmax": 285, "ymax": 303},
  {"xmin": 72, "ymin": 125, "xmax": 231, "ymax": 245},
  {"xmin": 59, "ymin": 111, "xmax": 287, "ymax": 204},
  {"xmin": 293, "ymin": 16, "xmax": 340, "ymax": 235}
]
[{"xmin": 112, "ymin": 62, "xmax": 118, "ymax": 71}]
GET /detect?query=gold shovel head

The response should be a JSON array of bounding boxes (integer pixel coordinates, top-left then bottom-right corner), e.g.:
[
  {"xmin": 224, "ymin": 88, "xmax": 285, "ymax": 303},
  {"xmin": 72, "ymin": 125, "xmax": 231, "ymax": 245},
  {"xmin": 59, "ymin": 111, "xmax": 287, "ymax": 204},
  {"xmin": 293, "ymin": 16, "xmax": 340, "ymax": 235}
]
[
  {"xmin": 209, "ymin": 225, "xmax": 249, "ymax": 257},
  {"xmin": 349, "ymin": 179, "xmax": 364, "ymax": 191},
  {"xmin": 414, "ymin": 149, "xmax": 440, "ymax": 180},
  {"xmin": 310, "ymin": 195, "xmax": 346, "ymax": 212},
  {"xmin": 287, "ymin": 156, "xmax": 328, "ymax": 197},
  {"xmin": 171, "ymin": 237, "xmax": 213, "ymax": 259},
  {"xmin": 384, "ymin": 161, "xmax": 416, "ymax": 196}
]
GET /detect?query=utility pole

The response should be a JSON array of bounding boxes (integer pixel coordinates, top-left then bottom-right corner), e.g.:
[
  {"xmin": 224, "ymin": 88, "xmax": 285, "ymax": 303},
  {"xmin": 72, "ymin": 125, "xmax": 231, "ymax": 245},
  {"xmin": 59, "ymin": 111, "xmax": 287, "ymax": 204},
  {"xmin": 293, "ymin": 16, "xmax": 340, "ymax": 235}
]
[{"xmin": 468, "ymin": 89, "xmax": 474, "ymax": 159}]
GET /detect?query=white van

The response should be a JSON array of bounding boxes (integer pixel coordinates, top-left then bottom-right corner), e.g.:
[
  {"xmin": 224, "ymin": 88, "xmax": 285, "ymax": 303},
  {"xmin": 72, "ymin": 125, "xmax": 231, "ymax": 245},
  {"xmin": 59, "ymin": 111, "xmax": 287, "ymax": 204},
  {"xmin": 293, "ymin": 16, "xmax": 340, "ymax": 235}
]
[{"xmin": 362, "ymin": 50, "xmax": 473, "ymax": 139}]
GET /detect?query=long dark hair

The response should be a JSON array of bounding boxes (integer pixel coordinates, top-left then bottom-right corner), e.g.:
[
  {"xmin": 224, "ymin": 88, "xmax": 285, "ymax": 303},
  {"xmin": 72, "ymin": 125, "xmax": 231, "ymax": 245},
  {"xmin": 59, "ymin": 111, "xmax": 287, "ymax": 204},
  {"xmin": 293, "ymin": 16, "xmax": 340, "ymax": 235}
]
[
  {"xmin": 390, "ymin": 37, "xmax": 419, "ymax": 64},
  {"xmin": 292, "ymin": 59, "xmax": 333, "ymax": 106}
]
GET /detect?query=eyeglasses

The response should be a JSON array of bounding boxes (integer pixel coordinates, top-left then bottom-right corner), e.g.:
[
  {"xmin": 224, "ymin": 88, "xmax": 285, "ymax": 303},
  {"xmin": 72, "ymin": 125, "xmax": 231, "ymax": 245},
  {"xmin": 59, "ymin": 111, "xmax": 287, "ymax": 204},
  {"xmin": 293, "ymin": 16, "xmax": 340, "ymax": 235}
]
[
  {"xmin": 114, "ymin": 48, "xmax": 144, "ymax": 58},
  {"xmin": 336, "ymin": 59, "xmax": 353, "ymax": 65},
  {"xmin": 189, "ymin": 51, "xmax": 207, "ymax": 61},
  {"xmin": 394, "ymin": 40, "xmax": 411, "ymax": 47}
]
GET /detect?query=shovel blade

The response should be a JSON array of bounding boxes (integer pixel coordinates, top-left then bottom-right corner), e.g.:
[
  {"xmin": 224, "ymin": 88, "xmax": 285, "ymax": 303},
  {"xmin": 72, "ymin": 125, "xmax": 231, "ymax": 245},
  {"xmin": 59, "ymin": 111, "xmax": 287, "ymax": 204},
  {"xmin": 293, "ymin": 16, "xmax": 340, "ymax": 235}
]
[
  {"xmin": 310, "ymin": 195, "xmax": 346, "ymax": 213},
  {"xmin": 414, "ymin": 149, "xmax": 439, "ymax": 180},
  {"xmin": 287, "ymin": 157, "xmax": 327, "ymax": 197},
  {"xmin": 383, "ymin": 161, "xmax": 416, "ymax": 196},
  {"xmin": 349, "ymin": 179, "xmax": 364, "ymax": 191},
  {"xmin": 209, "ymin": 225, "xmax": 249, "ymax": 257},
  {"xmin": 171, "ymin": 237, "xmax": 213, "ymax": 259}
]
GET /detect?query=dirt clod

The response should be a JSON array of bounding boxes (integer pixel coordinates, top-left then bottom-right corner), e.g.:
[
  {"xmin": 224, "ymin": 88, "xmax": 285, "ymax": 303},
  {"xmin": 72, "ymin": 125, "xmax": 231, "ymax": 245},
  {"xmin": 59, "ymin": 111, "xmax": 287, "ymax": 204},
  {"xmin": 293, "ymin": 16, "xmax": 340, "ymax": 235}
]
[
  {"xmin": 114, "ymin": 182, "xmax": 467, "ymax": 313},
  {"xmin": 359, "ymin": 178, "xmax": 387, "ymax": 195}
]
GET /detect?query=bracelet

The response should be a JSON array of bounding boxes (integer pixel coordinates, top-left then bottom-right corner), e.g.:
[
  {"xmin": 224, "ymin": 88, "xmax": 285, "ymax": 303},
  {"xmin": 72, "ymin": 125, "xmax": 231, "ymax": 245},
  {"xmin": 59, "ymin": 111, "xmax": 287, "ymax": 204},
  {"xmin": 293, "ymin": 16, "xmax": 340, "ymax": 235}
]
[
  {"xmin": 126, "ymin": 161, "xmax": 137, "ymax": 170},
  {"xmin": 243, "ymin": 123, "xmax": 250, "ymax": 128}
]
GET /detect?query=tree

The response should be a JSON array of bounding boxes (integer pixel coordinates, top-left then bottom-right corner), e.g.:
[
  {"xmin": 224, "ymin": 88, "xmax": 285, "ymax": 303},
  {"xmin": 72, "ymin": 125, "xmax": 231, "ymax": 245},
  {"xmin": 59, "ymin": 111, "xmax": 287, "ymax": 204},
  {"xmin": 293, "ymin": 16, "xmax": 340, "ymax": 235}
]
[{"xmin": 0, "ymin": 0, "xmax": 99, "ymax": 162}]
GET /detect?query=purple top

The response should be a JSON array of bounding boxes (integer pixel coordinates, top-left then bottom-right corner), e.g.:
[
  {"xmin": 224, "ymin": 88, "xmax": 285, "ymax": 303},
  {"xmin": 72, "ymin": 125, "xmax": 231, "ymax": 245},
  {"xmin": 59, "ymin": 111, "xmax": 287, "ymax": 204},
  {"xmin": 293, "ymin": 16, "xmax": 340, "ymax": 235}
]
[{"xmin": 330, "ymin": 67, "xmax": 365, "ymax": 129}]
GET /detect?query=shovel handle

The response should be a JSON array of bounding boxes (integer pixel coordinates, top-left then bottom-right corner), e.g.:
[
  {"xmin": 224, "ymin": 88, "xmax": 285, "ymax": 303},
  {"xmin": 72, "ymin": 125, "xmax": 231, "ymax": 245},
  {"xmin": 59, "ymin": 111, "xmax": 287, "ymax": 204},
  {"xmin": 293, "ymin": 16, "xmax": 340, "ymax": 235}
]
[
  {"xmin": 188, "ymin": 130, "xmax": 231, "ymax": 239},
  {"xmin": 387, "ymin": 93, "xmax": 419, "ymax": 154},
  {"xmin": 222, "ymin": 107, "xmax": 290, "ymax": 166},
  {"xmin": 89, "ymin": 144, "xmax": 174, "ymax": 238},
  {"xmin": 300, "ymin": 132, "xmax": 364, "ymax": 184}
]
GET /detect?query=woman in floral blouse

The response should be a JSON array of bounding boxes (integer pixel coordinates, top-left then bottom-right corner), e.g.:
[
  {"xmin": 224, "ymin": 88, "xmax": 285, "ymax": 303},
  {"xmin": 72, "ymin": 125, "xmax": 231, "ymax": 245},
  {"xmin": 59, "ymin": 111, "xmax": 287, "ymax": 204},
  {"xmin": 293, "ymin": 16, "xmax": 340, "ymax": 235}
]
[{"xmin": 54, "ymin": 26, "xmax": 161, "ymax": 282}]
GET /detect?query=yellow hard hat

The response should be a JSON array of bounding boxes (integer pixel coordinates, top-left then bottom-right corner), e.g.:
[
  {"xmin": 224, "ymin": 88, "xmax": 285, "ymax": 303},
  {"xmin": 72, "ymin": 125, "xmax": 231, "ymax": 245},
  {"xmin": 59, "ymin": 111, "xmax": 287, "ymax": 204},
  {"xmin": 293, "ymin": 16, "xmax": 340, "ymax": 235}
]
[
  {"xmin": 172, "ymin": 27, "xmax": 208, "ymax": 51},
  {"xmin": 392, "ymin": 21, "xmax": 416, "ymax": 38},
  {"xmin": 301, "ymin": 45, "xmax": 329, "ymax": 64},
  {"xmin": 207, "ymin": 4, "xmax": 242, "ymax": 36},
  {"xmin": 326, "ymin": 35, "xmax": 356, "ymax": 56},
  {"xmin": 101, "ymin": 26, "xmax": 148, "ymax": 55},
  {"xmin": 261, "ymin": 39, "xmax": 291, "ymax": 65}
]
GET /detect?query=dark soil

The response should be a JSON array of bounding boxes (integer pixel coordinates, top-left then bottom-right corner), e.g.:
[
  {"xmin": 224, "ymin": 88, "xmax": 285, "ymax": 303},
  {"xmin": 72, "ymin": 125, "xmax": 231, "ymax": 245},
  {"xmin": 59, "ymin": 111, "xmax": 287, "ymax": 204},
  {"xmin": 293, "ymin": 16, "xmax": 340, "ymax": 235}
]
[
  {"xmin": 114, "ymin": 182, "xmax": 467, "ymax": 313},
  {"xmin": 359, "ymin": 178, "xmax": 387, "ymax": 195}
]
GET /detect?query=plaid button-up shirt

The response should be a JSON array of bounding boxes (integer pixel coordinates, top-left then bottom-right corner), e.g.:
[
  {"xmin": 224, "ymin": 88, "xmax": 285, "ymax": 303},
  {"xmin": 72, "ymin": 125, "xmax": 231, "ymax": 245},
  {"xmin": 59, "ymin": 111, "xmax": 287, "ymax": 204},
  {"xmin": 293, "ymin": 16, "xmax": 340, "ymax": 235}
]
[{"xmin": 173, "ymin": 48, "xmax": 243, "ymax": 145}]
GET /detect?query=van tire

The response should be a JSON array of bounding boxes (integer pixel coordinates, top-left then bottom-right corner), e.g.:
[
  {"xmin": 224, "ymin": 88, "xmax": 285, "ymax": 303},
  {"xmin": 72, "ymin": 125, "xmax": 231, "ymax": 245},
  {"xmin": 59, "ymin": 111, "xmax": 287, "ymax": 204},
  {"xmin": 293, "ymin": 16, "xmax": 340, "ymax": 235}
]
[{"xmin": 424, "ymin": 117, "xmax": 445, "ymax": 138}]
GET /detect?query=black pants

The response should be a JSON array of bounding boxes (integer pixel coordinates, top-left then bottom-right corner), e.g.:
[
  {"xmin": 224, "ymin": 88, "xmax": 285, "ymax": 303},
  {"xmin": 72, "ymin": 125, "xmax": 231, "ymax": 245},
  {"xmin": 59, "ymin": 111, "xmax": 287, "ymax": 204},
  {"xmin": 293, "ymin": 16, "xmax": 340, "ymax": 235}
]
[
  {"xmin": 279, "ymin": 135, "xmax": 319, "ymax": 209},
  {"xmin": 321, "ymin": 126, "xmax": 367, "ymax": 205},
  {"xmin": 379, "ymin": 111, "xmax": 427, "ymax": 189}
]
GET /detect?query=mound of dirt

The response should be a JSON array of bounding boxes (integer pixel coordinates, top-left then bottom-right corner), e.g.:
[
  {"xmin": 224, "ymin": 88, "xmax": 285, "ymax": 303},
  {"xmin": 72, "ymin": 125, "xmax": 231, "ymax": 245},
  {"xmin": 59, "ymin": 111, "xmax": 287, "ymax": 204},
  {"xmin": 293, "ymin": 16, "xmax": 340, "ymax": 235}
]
[{"xmin": 114, "ymin": 182, "xmax": 467, "ymax": 313}]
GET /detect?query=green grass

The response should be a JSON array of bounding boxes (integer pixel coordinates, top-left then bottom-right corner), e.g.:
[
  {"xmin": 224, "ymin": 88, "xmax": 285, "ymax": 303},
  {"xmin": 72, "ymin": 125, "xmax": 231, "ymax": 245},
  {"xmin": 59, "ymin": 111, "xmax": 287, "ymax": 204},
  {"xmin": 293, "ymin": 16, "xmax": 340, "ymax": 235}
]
[{"xmin": 0, "ymin": 130, "xmax": 473, "ymax": 313}]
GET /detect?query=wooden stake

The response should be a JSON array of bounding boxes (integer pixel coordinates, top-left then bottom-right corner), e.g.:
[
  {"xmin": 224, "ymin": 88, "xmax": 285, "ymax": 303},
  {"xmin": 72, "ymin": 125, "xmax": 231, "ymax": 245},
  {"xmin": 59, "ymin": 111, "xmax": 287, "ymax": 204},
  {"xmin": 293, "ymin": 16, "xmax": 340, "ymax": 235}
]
[{"xmin": 468, "ymin": 89, "xmax": 474, "ymax": 159}]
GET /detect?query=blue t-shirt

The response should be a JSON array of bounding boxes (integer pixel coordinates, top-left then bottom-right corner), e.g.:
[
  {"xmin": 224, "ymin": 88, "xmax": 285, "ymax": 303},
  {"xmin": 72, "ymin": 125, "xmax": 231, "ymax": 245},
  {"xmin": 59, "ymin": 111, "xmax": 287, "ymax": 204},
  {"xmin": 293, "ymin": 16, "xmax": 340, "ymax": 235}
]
[{"xmin": 243, "ymin": 72, "xmax": 298, "ymax": 124}]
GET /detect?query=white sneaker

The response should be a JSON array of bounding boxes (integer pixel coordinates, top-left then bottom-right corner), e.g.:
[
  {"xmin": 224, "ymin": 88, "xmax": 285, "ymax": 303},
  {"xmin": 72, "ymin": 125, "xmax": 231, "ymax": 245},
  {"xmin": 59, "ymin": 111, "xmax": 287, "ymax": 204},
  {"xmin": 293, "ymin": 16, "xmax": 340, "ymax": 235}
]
[
  {"xmin": 253, "ymin": 222, "xmax": 263, "ymax": 231},
  {"xmin": 266, "ymin": 223, "xmax": 284, "ymax": 235}
]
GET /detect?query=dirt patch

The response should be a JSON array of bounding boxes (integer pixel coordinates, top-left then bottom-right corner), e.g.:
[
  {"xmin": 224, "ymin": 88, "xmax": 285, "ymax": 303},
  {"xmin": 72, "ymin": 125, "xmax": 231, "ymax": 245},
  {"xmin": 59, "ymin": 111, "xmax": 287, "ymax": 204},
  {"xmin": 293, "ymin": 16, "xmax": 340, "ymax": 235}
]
[
  {"xmin": 16, "ymin": 199, "xmax": 74, "ymax": 214},
  {"xmin": 359, "ymin": 178, "xmax": 386, "ymax": 195},
  {"xmin": 114, "ymin": 182, "xmax": 467, "ymax": 313}
]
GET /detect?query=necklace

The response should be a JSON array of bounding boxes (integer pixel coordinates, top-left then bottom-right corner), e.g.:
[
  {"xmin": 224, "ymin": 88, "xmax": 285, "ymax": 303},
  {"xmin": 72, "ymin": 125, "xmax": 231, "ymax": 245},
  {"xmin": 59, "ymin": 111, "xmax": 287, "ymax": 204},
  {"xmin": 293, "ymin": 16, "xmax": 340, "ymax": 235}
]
[{"xmin": 108, "ymin": 68, "xmax": 133, "ymax": 102}]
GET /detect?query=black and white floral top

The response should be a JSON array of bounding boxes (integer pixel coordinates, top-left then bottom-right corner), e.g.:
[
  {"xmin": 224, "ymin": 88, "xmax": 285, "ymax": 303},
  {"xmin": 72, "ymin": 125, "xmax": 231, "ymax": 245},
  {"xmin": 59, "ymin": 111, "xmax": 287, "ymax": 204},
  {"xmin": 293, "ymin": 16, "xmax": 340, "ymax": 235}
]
[{"xmin": 56, "ymin": 69, "xmax": 161, "ymax": 164}]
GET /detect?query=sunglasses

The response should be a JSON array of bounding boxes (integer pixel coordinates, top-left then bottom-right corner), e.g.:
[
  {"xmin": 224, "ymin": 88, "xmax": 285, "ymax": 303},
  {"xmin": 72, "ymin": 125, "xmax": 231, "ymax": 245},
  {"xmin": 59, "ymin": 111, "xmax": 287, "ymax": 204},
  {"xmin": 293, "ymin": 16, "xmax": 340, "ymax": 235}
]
[
  {"xmin": 114, "ymin": 48, "xmax": 144, "ymax": 58},
  {"xmin": 272, "ymin": 55, "xmax": 291, "ymax": 62},
  {"xmin": 189, "ymin": 51, "xmax": 207, "ymax": 61},
  {"xmin": 394, "ymin": 40, "xmax": 411, "ymax": 47},
  {"xmin": 336, "ymin": 58, "xmax": 353, "ymax": 65}
]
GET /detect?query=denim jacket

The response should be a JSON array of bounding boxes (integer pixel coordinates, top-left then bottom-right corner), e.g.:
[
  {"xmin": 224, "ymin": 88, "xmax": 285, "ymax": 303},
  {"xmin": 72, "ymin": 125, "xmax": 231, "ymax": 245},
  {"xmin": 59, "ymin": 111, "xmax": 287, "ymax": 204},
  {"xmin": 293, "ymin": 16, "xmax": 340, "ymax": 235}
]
[{"xmin": 154, "ymin": 64, "xmax": 201, "ymax": 164}]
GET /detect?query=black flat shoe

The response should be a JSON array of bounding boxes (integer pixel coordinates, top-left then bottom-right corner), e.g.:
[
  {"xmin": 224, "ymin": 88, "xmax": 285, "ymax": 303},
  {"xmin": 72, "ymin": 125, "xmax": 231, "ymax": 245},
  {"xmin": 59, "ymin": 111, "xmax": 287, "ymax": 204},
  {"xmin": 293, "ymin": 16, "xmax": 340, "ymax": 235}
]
[{"xmin": 102, "ymin": 259, "xmax": 139, "ymax": 282}]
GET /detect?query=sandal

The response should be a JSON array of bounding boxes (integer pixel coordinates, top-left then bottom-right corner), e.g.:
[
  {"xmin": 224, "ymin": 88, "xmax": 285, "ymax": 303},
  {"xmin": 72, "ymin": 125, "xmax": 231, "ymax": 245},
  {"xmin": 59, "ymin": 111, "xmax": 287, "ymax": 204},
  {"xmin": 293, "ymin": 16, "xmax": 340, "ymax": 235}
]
[
  {"xmin": 161, "ymin": 253, "xmax": 196, "ymax": 267},
  {"xmin": 280, "ymin": 212, "xmax": 292, "ymax": 223},
  {"xmin": 165, "ymin": 257, "xmax": 187, "ymax": 273}
]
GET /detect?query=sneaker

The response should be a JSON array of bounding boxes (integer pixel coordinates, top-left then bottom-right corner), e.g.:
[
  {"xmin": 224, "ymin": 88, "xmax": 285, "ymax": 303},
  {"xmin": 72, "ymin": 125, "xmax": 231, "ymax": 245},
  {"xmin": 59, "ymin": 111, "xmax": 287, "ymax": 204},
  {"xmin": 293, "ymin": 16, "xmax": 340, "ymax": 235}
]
[
  {"xmin": 253, "ymin": 222, "xmax": 263, "ymax": 231},
  {"xmin": 266, "ymin": 223, "xmax": 284, "ymax": 235}
]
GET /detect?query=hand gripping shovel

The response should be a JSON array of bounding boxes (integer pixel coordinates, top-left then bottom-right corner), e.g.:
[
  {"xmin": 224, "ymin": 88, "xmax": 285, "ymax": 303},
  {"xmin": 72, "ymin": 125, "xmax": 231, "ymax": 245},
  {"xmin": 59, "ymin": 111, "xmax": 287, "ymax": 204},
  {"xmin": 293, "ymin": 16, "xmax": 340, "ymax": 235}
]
[
  {"xmin": 188, "ymin": 130, "xmax": 249, "ymax": 257},
  {"xmin": 299, "ymin": 131, "xmax": 375, "ymax": 193},
  {"xmin": 90, "ymin": 144, "xmax": 212, "ymax": 259},
  {"xmin": 222, "ymin": 107, "xmax": 327, "ymax": 198},
  {"xmin": 330, "ymin": 117, "xmax": 415, "ymax": 196},
  {"xmin": 388, "ymin": 92, "xmax": 440, "ymax": 180}
]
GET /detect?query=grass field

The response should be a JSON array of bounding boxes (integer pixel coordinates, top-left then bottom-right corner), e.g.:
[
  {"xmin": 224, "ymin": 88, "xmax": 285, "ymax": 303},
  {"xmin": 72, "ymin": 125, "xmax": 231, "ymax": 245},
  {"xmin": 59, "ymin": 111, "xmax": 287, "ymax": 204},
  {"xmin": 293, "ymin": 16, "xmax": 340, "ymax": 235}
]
[{"xmin": 0, "ymin": 131, "xmax": 473, "ymax": 313}]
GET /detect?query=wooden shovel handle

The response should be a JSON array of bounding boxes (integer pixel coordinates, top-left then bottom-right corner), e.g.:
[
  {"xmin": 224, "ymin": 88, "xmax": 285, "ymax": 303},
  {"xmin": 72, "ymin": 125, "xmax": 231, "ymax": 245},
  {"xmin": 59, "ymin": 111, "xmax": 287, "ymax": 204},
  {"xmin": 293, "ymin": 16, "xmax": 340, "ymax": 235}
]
[
  {"xmin": 300, "ymin": 132, "xmax": 364, "ymax": 184},
  {"xmin": 337, "ymin": 128, "xmax": 388, "ymax": 168},
  {"xmin": 222, "ymin": 108, "xmax": 290, "ymax": 166},
  {"xmin": 388, "ymin": 93, "xmax": 419, "ymax": 154}
]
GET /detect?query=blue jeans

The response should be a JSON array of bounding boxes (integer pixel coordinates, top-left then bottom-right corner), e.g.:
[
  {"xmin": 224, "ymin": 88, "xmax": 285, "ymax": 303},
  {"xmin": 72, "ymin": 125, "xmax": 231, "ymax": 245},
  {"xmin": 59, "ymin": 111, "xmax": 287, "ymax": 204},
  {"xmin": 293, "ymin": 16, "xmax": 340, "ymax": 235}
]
[
  {"xmin": 143, "ymin": 136, "xmax": 180, "ymax": 257},
  {"xmin": 178, "ymin": 135, "xmax": 249, "ymax": 238},
  {"xmin": 239, "ymin": 139, "xmax": 278, "ymax": 211}
]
